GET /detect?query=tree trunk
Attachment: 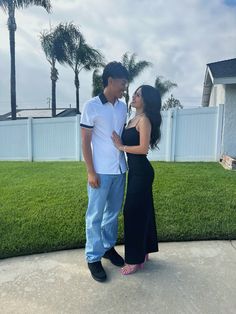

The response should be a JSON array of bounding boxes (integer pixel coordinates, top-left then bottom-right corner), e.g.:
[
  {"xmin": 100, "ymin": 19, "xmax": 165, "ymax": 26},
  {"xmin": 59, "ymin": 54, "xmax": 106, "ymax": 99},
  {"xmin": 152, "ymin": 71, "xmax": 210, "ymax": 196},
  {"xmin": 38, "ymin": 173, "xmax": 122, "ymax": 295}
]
[
  {"xmin": 74, "ymin": 70, "xmax": 80, "ymax": 114},
  {"xmin": 51, "ymin": 79, "xmax": 56, "ymax": 117},
  {"xmin": 8, "ymin": 1, "xmax": 17, "ymax": 120},
  {"xmin": 125, "ymin": 85, "xmax": 130, "ymax": 109},
  {"xmin": 50, "ymin": 65, "xmax": 58, "ymax": 117}
]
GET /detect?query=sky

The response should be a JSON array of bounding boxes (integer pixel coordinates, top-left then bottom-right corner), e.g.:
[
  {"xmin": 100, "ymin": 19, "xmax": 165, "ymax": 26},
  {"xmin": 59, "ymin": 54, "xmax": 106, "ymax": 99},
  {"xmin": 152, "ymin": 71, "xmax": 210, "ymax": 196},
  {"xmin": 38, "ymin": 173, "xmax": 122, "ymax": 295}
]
[{"xmin": 1, "ymin": 0, "xmax": 236, "ymax": 115}]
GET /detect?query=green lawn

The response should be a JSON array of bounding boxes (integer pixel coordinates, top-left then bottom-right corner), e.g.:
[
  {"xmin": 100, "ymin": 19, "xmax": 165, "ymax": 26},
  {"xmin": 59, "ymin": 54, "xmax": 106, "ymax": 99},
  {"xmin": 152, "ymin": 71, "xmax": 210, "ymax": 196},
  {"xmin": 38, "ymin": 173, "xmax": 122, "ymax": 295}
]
[{"xmin": 0, "ymin": 161, "xmax": 235, "ymax": 259}]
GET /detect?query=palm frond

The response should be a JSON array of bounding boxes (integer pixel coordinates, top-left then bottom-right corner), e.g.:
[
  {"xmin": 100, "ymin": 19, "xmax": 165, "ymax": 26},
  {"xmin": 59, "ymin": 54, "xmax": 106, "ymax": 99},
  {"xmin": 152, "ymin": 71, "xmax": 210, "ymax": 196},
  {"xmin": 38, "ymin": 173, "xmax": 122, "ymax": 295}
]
[
  {"xmin": 14, "ymin": 0, "xmax": 51, "ymax": 12},
  {"xmin": 121, "ymin": 52, "xmax": 152, "ymax": 83},
  {"xmin": 71, "ymin": 38, "xmax": 104, "ymax": 72},
  {"xmin": 129, "ymin": 60, "xmax": 152, "ymax": 83},
  {"xmin": 40, "ymin": 30, "xmax": 55, "ymax": 64},
  {"xmin": 0, "ymin": 0, "xmax": 51, "ymax": 14},
  {"xmin": 121, "ymin": 52, "xmax": 130, "ymax": 68},
  {"xmin": 40, "ymin": 23, "xmax": 77, "ymax": 66},
  {"xmin": 0, "ymin": 0, "xmax": 8, "ymax": 11},
  {"xmin": 155, "ymin": 76, "xmax": 177, "ymax": 98}
]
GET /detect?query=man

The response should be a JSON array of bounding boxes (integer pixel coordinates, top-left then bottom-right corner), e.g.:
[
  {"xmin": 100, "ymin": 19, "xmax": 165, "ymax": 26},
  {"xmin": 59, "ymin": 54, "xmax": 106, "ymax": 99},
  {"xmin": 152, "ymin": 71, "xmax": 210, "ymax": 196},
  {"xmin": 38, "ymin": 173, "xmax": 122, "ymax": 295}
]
[{"xmin": 80, "ymin": 62, "xmax": 129, "ymax": 282}]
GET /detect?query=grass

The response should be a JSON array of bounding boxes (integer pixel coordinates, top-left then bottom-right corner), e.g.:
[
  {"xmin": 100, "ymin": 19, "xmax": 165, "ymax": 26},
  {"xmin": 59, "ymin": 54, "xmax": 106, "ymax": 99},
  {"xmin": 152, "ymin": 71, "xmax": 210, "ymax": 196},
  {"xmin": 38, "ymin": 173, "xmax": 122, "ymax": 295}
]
[{"xmin": 0, "ymin": 161, "xmax": 235, "ymax": 259}]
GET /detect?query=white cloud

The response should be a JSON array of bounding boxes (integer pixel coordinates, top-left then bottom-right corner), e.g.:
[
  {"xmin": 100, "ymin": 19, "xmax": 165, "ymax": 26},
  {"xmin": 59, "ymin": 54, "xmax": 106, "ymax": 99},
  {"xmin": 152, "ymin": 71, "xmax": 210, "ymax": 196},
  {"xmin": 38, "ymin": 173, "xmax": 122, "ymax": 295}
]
[{"xmin": 1, "ymin": 0, "xmax": 236, "ymax": 114}]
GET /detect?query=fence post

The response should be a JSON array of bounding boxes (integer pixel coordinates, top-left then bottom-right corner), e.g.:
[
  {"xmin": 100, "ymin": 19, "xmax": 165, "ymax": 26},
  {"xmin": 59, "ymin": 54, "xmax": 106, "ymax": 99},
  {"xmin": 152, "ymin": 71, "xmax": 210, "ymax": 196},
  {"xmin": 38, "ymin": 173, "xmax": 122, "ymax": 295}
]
[
  {"xmin": 27, "ymin": 117, "xmax": 33, "ymax": 161},
  {"xmin": 170, "ymin": 108, "xmax": 178, "ymax": 161},
  {"xmin": 75, "ymin": 114, "xmax": 81, "ymax": 161},
  {"xmin": 166, "ymin": 109, "xmax": 173, "ymax": 161},
  {"xmin": 215, "ymin": 104, "xmax": 224, "ymax": 161}
]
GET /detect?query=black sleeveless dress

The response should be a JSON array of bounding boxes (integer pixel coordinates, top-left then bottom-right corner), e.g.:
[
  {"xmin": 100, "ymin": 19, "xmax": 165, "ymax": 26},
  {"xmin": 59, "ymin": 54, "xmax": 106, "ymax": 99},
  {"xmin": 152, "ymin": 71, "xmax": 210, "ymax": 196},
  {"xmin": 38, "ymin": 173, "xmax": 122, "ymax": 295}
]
[{"xmin": 122, "ymin": 127, "xmax": 158, "ymax": 264}]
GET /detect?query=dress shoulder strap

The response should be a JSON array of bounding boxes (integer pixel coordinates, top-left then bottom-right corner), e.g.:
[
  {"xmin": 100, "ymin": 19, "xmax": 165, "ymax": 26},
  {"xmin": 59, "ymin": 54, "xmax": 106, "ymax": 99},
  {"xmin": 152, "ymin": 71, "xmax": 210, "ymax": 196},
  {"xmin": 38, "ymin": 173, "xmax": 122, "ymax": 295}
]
[{"xmin": 134, "ymin": 117, "xmax": 143, "ymax": 128}]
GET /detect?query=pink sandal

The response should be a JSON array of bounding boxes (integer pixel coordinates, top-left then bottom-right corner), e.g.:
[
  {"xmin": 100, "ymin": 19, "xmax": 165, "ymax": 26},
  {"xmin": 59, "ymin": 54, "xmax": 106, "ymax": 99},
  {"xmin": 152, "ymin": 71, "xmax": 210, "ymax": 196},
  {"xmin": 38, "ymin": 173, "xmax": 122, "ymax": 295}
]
[
  {"xmin": 120, "ymin": 263, "xmax": 143, "ymax": 275},
  {"xmin": 121, "ymin": 255, "xmax": 149, "ymax": 275},
  {"xmin": 139, "ymin": 254, "xmax": 149, "ymax": 268}
]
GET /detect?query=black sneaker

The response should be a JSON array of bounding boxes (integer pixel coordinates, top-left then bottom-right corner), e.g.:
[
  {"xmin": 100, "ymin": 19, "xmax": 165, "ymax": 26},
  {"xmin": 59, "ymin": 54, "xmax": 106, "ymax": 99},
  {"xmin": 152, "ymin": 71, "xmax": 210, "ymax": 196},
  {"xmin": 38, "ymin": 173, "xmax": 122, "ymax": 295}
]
[
  {"xmin": 87, "ymin": 261, "xmax": 107, "ymax": 282},
  {"xmin": 103, "ymin": 247, "xmax": 124, "ymax": 267}
]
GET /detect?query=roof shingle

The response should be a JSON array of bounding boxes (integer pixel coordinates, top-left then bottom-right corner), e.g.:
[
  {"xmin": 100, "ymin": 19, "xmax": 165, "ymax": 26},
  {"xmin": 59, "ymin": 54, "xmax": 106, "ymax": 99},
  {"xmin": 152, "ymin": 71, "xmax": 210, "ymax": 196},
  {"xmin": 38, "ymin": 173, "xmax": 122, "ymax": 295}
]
[{"xmin": 207, "ymin": 58, "xmax": 236, "ymax": 78}]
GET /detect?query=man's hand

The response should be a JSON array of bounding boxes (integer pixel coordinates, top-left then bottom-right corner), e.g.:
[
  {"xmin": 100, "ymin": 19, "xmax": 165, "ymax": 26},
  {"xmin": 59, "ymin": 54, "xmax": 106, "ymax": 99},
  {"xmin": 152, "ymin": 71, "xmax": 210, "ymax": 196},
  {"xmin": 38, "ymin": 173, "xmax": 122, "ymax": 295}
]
[{"xmin": 88, "ymin": 171, "xmax": 100, "ymax": 188}]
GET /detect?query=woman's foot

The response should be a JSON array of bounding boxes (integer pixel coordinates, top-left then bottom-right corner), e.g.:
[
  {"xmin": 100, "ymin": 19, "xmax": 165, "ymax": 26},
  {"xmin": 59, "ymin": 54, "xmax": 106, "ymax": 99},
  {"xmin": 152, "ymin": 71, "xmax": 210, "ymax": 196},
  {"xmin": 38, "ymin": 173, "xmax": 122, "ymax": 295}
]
[
  {"xmin": 121, "ymin": 255, "xmax": 149, "ymax": 275},
  {"xmin": 120, "ymin": 263, "xmax": 142, "ymax": 275},
  {"xmin": 140, "ymin": 254, "xmax": 149, "ymax": 268}
]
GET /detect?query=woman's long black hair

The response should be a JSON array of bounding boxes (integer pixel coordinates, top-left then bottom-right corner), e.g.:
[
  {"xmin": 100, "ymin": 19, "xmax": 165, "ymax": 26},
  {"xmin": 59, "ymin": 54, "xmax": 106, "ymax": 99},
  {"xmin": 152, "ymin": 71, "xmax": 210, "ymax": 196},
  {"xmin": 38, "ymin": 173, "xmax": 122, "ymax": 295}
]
[{"xmin": 134, "ymin": 85, "xmax": 162, "ymax": 149}]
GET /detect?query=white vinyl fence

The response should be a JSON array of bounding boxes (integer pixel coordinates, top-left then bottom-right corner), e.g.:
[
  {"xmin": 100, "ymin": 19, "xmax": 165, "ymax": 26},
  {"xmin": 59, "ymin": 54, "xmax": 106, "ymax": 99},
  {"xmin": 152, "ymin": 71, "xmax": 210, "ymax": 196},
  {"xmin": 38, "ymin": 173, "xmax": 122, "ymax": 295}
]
[
  {"xmin": 0, "ymin": 105, "xmax": 224, "ymax": 162},
  {"xmin": 0, "ymin": 116, "xmax": 81, "ymax": 161},
  {"xmin": 148, "ymin": 104, "xmax": 224, "ymax": 161}
]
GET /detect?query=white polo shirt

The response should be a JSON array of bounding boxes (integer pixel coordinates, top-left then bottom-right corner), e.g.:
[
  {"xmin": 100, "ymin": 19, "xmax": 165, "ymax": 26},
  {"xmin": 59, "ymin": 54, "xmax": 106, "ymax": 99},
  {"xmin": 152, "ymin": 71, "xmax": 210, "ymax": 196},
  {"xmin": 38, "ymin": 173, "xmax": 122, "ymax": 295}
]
[{"xmin": 80, "ymin": 93, "xmax": 128, "ymax": 174}]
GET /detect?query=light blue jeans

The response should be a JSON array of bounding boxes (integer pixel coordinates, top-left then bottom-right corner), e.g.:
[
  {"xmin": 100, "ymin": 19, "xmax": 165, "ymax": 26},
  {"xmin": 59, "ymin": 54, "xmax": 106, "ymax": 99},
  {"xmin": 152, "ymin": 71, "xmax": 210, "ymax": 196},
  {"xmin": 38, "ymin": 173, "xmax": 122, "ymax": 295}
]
[{"xmin": 85, "ymin": 173, "xmax": 126, "ymax": 263}]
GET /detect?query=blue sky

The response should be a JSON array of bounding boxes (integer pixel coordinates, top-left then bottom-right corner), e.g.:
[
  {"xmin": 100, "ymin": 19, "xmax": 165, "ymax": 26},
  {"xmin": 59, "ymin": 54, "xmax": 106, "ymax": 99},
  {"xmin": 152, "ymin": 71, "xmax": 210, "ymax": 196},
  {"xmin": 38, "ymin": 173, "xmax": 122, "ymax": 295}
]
[
  {"xmin": 224, "ymin": 0, "xmax": 236, "ymax": 6},
  {"xmin": 1, "ymin": 0, "xmax": 236, "ymax": 114}
]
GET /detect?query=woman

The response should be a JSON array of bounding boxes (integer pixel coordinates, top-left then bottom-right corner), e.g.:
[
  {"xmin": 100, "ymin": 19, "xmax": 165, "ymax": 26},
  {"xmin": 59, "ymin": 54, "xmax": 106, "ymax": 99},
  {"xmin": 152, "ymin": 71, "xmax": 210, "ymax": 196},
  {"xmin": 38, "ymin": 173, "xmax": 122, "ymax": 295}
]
[{"xmin": 112, "ymin": 85, "xmax": 162, "ymax": 275}]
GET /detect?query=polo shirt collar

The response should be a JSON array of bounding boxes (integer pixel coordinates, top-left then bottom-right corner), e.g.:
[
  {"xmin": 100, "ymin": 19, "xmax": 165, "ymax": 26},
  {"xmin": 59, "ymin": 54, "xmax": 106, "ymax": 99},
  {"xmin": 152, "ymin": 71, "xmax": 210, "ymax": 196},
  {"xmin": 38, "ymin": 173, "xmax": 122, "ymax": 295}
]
[
  {"xmin": 99, "ymin": 92, "xmax": 119, "ymax": 106},
  {"xmin": 99, "ymin": 93, "xmax": 108, "ymax": 104}
]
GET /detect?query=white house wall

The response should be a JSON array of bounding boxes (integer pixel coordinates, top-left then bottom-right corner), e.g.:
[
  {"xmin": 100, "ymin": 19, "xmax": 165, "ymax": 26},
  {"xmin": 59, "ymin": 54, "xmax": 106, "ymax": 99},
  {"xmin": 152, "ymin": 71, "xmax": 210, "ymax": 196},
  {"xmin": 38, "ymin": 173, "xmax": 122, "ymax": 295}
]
[
  {"xmin": 223, "ymin": 85, "xmax": 236, "ymax": 157},
  {"xmin": 209, "ymin": 84, "xmax": 225, "ymax": 107}
]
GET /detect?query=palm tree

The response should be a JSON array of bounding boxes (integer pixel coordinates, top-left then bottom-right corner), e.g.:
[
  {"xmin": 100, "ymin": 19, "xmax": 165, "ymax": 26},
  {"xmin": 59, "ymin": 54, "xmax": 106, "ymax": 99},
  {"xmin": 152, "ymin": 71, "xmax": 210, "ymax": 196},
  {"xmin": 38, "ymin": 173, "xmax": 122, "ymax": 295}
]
[
  {"xmin": 0, "ymin": 0, "xmax": 51, "ymax": 120},
  {"xmin": 40, "ymin": 24, "xmax": 68, "ymax": 117},
  {"xmin": 92, "ymin": 69, "xmax": 103, "ymax": 97},
  {"xmin": 121, "ymin": 52, "xmax": 151, "ymax": 106},
  {"xmin": 58, "ymin": 23, "xmax": 104, "ymax": 114},
  {"xmin": 154, "ymin": 76, "xmax": 177, "ymax": 99}
]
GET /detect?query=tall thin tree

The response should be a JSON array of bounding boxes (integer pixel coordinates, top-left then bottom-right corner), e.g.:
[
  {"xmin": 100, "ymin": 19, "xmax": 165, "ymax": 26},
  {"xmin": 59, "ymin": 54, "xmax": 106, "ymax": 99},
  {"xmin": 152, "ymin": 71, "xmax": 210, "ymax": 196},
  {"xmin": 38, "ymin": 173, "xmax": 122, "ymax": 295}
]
[
  {"xmin": 40, "ymin": 24, "xmax": 68, "ymax": 117},
  {"xmin": 121, "ymin": 52, "xmax": 151, "ymax": 106},
  {"xmin": 0, "ymin": 0, "xmax": 51, "ymax": 119},
  {"xmin": 58, "ymin": 23, "xmax": 104, "ymax": 114}
]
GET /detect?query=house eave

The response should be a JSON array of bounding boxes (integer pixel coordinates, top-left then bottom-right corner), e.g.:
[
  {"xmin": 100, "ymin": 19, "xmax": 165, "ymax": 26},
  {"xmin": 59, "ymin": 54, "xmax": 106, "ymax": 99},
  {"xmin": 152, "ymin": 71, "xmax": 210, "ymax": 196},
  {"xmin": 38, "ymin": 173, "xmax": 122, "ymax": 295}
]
[
  {"xmin": 201, "ymin": 66, "xmax": 236, "ymax": 107},
  {"xmin": 201, "ymin": 67, "xmax": 213, "ymax": 107},
  {"xmin": 214, "ymin": 77, "xmax": 236, "ymax": 85}
]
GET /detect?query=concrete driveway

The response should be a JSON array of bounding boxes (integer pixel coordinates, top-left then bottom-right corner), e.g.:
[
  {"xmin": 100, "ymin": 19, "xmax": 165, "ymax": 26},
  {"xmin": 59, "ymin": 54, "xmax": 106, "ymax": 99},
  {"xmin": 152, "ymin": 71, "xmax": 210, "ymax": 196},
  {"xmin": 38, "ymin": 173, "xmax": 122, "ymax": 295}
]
[{"xmin": 0, "ymin": 241, "xmax": 235, "ymax": 314}]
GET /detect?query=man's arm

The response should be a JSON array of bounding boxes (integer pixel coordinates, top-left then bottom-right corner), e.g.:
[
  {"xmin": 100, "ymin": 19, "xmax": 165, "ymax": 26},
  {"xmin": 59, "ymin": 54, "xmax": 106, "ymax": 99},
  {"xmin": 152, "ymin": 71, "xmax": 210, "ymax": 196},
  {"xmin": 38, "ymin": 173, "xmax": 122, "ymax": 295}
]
[{"xmin": 81, "ymin": 127, "xmax": 100, "ymax": 188}]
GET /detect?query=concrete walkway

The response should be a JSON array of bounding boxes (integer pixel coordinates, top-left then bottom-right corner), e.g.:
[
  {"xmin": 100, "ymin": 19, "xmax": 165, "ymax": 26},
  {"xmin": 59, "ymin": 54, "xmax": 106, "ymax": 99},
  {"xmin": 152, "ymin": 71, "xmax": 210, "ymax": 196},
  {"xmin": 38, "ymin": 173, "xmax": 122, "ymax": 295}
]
[{"xmin": 0, "ymin": 241, "xmax": 235, "ymax": 314}]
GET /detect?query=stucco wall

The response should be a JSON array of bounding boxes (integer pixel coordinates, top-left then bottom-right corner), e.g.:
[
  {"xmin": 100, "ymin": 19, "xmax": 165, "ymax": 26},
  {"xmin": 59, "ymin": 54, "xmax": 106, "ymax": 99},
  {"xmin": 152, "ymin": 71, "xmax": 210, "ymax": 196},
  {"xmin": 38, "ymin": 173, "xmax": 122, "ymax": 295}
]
[
  {"xmin": 209, "ymin": 84, "xmax": 225, "ymax": 107},
  {"xmin": 223, "ymin": 85, "xmax": 236, "ymax": 157}
]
